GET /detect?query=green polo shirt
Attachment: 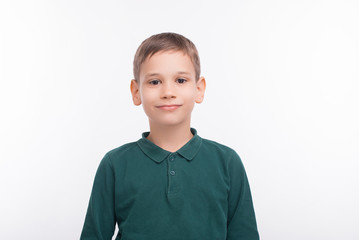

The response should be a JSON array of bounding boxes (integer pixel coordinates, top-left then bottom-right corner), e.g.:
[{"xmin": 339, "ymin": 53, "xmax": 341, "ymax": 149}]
[{"xmin": 80, "ymin": 128, "xmax": 259, "ymax": 240}]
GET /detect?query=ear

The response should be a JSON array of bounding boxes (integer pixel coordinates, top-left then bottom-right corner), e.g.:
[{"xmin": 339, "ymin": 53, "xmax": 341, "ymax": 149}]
[
  {"xmin": 195, "ymin": 76, "xmax": 206, "ymax": 104},
  {"xmin": 130, "ymin": 79, "xmax": 142, "ymax": 106}
]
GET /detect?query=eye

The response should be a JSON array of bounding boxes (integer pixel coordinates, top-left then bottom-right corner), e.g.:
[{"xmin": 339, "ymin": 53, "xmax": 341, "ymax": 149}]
[
  {"xmin": 149, "ymin": 79, "xmax": 161, "ymax": 85},
  {"xmin": 176, "ymin": 78, "xmax": 187, "ymax": 84}
]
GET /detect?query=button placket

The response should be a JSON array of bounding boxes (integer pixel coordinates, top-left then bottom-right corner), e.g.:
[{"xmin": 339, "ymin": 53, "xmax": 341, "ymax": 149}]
[{"xmin": 167, "ymin": 153, "xmax": 178, "ymax": 195}]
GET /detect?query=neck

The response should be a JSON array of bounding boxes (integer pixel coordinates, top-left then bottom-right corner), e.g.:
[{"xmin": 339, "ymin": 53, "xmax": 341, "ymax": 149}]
[{"xmin": 146, "ymin": 122, "xmax": 194, "ymax": 153}]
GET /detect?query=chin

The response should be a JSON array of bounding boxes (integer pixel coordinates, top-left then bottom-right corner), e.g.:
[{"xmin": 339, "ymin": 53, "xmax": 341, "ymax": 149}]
[{"xmin": 151, "ymin": 118, "xmax": 188, "ymax": 127}]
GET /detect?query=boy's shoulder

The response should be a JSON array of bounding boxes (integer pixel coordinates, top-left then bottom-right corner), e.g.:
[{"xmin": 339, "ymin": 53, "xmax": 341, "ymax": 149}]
[
  {"xmin": 200, "ymin": 137, "xmax": 240, "ymax": 159},
  {"xmin": 201, "ymin": 137, "xmax": 235, "ymax": 152},
  {"xmin": 105, "ymin": 141, "xmax": 139, "ymax": 160}
]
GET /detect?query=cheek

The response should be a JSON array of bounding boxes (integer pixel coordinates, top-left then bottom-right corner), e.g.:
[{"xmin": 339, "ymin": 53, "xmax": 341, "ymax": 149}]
[
  {"xmin": 140, "ymin": 90, "xmax": 157, "ymax": 106},
  {"xmin": 139, "ymin": 87, "xmax": 150, "ymax": 101},
  {"xmin": 183, "ymin": 89, "xmax": 197, "ymax": 101}
]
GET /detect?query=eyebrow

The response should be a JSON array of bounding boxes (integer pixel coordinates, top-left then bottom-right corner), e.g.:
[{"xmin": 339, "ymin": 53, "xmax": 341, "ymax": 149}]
[
  {"xmin": 176, "ymin": 71, "xmax": 191, "ymax": 75},
  {"xmin": 144, "ymin": 73, "xmax": 161, "ymax": 78},
  {"xmin": 144, "ymin": 71, "xmax": 191, "ymax": 78}
]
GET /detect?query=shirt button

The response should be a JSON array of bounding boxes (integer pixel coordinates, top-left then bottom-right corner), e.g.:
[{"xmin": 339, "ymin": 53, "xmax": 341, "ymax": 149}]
[
  {"xmin": 170, "ymin": 170, "xmax": 176, "ymax": 176},
  {"xmin": 170, "ymin": 157, "xmax": 174, "ymax": 162}
]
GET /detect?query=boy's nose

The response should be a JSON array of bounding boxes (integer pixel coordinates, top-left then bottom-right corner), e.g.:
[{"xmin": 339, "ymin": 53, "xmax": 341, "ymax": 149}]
[{"xmin": 161, "ymin": 82, "xmax": 176, "ymax": 99}]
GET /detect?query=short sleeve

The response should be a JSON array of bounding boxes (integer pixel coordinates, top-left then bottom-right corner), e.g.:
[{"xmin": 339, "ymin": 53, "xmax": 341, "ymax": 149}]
[
  {"xmin": 80, "ymin": 153, "xmax": 117, "ymax": 240},
  {"xmin": 227, "ymin": 150, "xmax": 259, "ymax": 240}
]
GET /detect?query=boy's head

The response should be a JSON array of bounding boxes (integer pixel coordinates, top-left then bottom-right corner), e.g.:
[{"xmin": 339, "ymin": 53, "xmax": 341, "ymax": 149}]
[
  {"xmin": 133, "ymin": 32, "xmax": 201, "ymax": 82},
  {"xmin": 130, "ymin": 32, "xmax": 206, "ymax": 128}
]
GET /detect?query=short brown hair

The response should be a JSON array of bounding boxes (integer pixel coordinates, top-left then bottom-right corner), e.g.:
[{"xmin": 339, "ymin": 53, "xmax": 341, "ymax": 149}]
[{"xmin": 133, "ymin": 32, "xmax": 201, "ymax": 82}]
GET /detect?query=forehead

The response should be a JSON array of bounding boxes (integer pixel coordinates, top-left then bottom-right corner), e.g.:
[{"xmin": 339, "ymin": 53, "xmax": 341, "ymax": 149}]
[{"xmin": 140, "ymin": 50, "xmax": 195, "ymax": 78}]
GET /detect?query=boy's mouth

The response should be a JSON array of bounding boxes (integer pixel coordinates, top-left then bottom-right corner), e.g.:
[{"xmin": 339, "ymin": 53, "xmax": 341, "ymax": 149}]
[{"xmin": 157, "ymin": 104, "xmax": 182, "ymax": 110}]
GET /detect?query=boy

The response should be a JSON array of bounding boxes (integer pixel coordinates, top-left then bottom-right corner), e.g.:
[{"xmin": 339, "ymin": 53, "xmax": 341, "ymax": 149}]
[{"xmin": 80, "ymin": 32, "xmax": 259, "ymax": 240}]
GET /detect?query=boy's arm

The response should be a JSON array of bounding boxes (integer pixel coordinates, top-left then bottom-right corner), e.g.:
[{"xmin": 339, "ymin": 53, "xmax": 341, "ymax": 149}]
[
  {"xmin": 227, "ymin": 150, "xmax": 260, "ymax": 240},
  {"xmin": 80, "ymin": 153, "xmax": 117, "ymax": 240}
]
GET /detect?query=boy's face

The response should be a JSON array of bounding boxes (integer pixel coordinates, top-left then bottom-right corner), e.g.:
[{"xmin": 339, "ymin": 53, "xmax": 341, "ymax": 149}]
[{"xmin": 130, "ymin": 50, "xmax": 206, "ymax": 128}]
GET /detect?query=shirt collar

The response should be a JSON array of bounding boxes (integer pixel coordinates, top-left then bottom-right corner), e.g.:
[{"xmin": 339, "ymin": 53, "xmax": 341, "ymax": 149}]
[{"xmin": 137, "ymin": 128, "xmax": 202, "ymax": 163}]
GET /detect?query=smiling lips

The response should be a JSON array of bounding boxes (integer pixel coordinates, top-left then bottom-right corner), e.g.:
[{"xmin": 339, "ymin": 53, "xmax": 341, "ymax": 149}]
[{"xmin": 157, "ymin": 104, "xmax": 181, "ymax": 110}]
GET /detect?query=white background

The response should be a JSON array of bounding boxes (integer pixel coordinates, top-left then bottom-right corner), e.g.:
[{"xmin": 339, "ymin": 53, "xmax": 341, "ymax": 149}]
[{"xmin": 1, "ymin": 0, "xmax": 358, "ymax": 239}]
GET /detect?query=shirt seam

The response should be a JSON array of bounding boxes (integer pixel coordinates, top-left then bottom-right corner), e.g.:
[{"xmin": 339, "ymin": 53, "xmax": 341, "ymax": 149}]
[{"xmin": 105, "ymin": 153, "xmax": 118, "ymax": 224}]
